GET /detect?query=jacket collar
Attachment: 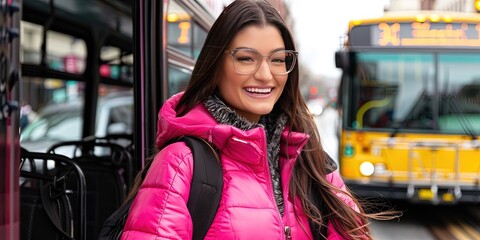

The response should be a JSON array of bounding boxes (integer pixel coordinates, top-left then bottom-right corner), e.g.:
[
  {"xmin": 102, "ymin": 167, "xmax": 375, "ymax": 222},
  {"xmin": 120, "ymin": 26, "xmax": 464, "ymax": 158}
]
[{"xmin": 156, "ymin": 92, "xmax": 309, "ymax": 166}]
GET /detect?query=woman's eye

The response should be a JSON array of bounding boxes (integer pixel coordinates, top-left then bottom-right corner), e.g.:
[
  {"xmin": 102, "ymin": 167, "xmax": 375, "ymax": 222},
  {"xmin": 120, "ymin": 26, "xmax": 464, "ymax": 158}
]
[
  {"xmin": 236, "ymin": 56, "xmax": 255, "ymax": 62},
  {"xmin": 271, "ymin": 57, "xmax": 285, "ymax": 63}
]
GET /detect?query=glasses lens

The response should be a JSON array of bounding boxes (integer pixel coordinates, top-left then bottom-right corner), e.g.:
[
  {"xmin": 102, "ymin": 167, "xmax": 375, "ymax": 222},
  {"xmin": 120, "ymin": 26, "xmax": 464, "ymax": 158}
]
[
  {"xmin": 269, "ymin": 51, "xmax": 296, "ymax": 75},
  {"xmin": 231, "ymin": 49, "xmax": 259, "ymax": 74}
]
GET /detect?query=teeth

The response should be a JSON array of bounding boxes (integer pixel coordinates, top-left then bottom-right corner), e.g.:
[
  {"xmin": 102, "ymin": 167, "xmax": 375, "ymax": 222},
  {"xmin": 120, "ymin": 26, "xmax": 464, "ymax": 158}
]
[{"xmin": 245, "ymin": 88, "xmax": 272, "ymax": 94}]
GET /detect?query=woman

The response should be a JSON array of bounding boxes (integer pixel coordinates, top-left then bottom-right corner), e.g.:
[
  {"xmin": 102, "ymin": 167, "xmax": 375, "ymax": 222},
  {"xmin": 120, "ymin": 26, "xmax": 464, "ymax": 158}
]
[{"xmin": 121, "ymin": 0, "xmax": 397, "ymax": 239}]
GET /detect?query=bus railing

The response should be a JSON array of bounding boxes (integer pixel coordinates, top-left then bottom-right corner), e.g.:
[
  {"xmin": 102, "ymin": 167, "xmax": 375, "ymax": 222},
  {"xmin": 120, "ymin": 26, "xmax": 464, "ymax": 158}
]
[{"xmin": 406, "ymin": 141, "xmax": 461, "ymax": 204}]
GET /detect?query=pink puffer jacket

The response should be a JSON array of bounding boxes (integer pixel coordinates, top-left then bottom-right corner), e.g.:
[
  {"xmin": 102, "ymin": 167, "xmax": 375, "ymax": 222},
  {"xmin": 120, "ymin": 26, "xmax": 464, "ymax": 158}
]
[{"xmin": 121, "ymin": 93, "xmax": 356, "ymax": 240}]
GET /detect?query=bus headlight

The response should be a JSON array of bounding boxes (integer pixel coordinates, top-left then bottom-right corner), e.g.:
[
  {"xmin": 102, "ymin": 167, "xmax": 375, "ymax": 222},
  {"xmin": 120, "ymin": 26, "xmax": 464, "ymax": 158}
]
[{"xmin": 359, "ymin": 161, "xmax": 375, "ymax": 176}]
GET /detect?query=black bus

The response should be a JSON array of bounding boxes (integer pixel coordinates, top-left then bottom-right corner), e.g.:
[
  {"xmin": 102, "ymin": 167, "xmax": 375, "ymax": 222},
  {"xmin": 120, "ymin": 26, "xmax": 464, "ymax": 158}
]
[{"xmin": 1, "ymin": 0, "xmax": 218, "ymax": 239}]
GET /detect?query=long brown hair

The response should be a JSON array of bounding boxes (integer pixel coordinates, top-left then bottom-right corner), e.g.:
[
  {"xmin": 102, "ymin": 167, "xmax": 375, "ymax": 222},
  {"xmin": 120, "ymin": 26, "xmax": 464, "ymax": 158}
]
[{"xmin": 137, "ymin": 0, "xmax": 399, "ymax": 238}]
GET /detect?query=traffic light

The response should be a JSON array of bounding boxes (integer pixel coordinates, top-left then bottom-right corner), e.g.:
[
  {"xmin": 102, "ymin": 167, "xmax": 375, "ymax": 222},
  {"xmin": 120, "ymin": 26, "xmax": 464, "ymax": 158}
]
[{"xmin": 475, "ymin": 0, "xmax": 480, "ymax": 13}]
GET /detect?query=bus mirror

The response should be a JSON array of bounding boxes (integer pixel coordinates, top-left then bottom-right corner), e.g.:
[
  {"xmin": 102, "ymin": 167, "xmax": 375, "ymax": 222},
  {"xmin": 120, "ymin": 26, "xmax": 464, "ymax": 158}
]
[{"xmin": 335, "ymin": 51, "xmax": 349, "ymax": 70}]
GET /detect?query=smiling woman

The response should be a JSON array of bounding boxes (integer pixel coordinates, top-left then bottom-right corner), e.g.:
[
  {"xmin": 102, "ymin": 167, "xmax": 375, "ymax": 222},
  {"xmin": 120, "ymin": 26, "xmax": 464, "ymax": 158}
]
[{"xmin": 121, "ymin": 1, "xmax": 398, "ymax": 240}]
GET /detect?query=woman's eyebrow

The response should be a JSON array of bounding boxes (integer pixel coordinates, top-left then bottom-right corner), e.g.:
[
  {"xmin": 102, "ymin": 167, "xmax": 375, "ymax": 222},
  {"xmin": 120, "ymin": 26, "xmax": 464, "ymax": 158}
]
[
  {"xmin": 231, "ymin": 47, "xmax": 256, "ymax": 51},
  {"xmin": 270, "ymin": 48, "xmax": 286, "ymax": 53},
  {"xmin": 231, "ymin": 47, "xmax": 287, "ymax": 53}
]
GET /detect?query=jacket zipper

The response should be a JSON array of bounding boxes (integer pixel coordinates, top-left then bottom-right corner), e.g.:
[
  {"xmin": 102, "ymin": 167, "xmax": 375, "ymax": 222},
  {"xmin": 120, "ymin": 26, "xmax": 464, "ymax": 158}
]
[
  {"xmin": 285, "ymin": 226, "xmax": 292, "ymax": 239},
  {"xmin": 261, "ymin": 140, "xmax": 288, "ymax": 240}
]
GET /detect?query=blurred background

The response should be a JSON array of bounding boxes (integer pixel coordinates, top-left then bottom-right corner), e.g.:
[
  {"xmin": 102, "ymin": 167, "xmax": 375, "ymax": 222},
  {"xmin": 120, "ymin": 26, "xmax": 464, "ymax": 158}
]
[{"xmin": 15, "ymin": 0, "xmax": 480, "ymax": 239}]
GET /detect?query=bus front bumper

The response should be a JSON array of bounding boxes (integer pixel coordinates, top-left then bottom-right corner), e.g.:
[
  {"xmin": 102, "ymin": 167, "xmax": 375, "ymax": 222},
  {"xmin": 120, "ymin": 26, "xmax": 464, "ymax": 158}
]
[{"xmin": 345, "ymin": 180, "xmax": 480, "ymax": 204}]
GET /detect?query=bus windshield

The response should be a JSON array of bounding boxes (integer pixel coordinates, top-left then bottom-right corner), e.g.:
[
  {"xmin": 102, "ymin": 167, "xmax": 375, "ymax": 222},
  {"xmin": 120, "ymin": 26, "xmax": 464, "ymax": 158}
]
[{"xmin": 349, "ymin": 52, "xmax": 480, "ymax": 135}]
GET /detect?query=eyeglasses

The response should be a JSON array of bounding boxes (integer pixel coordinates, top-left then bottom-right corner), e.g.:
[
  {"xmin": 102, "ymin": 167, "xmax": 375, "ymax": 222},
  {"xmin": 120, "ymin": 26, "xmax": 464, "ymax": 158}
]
[{"xmin": 225, "ymin": 48, "xmax": 298, "ymax": 75}]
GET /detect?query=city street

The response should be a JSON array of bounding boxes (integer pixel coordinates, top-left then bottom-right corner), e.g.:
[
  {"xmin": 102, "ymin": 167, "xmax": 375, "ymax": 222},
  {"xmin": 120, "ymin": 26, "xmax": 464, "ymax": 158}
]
[{"xmin": 314, "ymin": 106, "xmax": 340, "ymax": 165}]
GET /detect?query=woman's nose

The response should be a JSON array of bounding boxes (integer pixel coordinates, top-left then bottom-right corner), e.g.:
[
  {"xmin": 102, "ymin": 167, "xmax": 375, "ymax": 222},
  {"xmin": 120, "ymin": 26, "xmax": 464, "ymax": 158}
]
[{"xmin": 254, "ymin": 59, "xmax": 273, "ymax": 80}]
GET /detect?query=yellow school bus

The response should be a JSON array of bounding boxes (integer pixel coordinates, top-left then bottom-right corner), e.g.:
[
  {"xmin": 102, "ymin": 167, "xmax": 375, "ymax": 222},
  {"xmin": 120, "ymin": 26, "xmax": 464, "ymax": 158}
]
[{"xmin": 335, "ymin": 11, "xmax": 480, "ymax": 204}]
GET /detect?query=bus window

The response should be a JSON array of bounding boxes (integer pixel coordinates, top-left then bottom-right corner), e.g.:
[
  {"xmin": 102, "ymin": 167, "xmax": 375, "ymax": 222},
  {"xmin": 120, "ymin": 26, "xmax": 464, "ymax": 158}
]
[
  {"xmin": 20, "ymin": 21, "xmax": 42, "ymax": 65},
  {"xmin": 20, "ymin": 98, "xmax": 85, "ymax": 153},
  {"xmin": 47, "ymin": 32, "xmax": 87, "ymax": 74},
  {"xmin": 167, "ymin": 1, "xmax": 193, "ymax": 57},
  {"xmin": 97, "ymin": 85, "xmax": 134, "ymax": 136},
  {"xmin": 168, "ymin": 64, "xmax": 192, "ymax": 97},
  {"xmin": 21, "ymin": 21, "xmax": 87, "ymax": 74},
  {"xmin": 193, "ymin": 21, "xmax": 208, "ymax": 59},
  {"xmin": 100, "ymin": 46, "xmax": 134, "ymax": 83},
  {"xmin": 437, "ymin": 53, "xmax": 480, "ymax": 134},
  {"xmin": 167, "ymin": 0, "xmax": 209, "ymax": 60},
  {"xmin": 20, "ymin": 20, "xmax": 87, "ymax": 152},
  {"xmin": 20, "ymin": 76, "xmax": 86, "ymax": 144},
  {"xmin": 352, "ymin": 52, "xmax": 433, "ymax": 129},
  {"xmin": 98, "ymin": 43, "xmax": 134, "ymax": 138}
]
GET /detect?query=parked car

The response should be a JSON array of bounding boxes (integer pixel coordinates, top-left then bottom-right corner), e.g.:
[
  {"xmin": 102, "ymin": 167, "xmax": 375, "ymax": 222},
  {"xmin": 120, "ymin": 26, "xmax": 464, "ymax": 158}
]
[{"xmin": 20, "ymin": 91, "xmax": 133, "ymax": 156}]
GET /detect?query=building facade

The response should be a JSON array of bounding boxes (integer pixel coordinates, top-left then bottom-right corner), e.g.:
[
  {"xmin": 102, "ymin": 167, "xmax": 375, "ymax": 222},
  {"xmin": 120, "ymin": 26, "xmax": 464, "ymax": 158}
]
[{"xmin": 388, "ymin": 0, "xmax": 478, "ymax": 12}]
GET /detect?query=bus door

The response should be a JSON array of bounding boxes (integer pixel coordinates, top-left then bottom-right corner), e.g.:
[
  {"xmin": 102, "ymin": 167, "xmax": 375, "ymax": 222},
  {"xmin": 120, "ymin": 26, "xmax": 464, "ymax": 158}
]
[
  {"xmin": 132, "ymin": 0, "xmax": 215, "ymax": 166},
  {"xmin": 0, "ymin": 0, "xmax": 21, "ymax": 239}
]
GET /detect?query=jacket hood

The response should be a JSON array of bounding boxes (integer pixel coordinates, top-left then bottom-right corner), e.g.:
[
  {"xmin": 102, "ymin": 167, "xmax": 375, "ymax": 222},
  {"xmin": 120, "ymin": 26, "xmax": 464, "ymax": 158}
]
[
  {"xmin": 156, "ymin": 92, "xmax": 216, "ymax": 148},
  {"xmin": 156, "ymin": 92, "xmax": 309, "ymax": 157}
]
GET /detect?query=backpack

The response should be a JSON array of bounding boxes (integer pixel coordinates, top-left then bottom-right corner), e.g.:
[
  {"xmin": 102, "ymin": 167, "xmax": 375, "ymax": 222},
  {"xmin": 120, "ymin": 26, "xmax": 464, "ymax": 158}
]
[
  {"xmin": 20, "ymin": 150, "xmax": 87, "ymax": 240},
  {"xmin": 98, "ymin": 136, "xmax": 223, "ymax": 240}
]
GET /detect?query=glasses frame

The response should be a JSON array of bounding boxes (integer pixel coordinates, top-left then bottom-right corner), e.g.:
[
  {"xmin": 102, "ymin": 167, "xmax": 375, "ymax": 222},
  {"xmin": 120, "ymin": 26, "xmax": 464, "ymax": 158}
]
[{"xmin": 225, "ymin": 48, "xmax": 298, "ymax": 75}]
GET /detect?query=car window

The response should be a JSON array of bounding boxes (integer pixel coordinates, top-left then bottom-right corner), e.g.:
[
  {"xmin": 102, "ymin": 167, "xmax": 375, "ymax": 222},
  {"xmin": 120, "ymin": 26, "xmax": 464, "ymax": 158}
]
[
  {"xmin": 46, "ymin": 116, "xmax": 82, "ymax": 140},
  {"xmin": 21, "ymin": 110, "xmax": 82, "ymax": 142},
  {"xmin": 107, "ymin": 103, "xmax": 133, "ymax": 134},
  {"xmin": 20, "ymin": 92, "xmax": 133, "ymax": 154}
]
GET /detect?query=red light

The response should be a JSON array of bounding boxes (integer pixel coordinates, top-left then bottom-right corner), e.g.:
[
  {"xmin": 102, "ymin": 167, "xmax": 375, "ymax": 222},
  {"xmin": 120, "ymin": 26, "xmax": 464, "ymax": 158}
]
[{"xmin": 99, "ymin": 64, "xmax": 111, "ymax": 77}]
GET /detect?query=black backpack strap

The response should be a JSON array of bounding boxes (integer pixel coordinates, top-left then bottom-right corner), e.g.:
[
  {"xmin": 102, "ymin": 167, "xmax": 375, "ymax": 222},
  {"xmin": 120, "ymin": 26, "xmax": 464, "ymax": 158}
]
[
  {"xmin": 40, "ymin": 183, "xmax": 75, "ymax": 240},
  {"xmin": 181, "ymin": 136, "xmax": 223, "ymax": 240}
]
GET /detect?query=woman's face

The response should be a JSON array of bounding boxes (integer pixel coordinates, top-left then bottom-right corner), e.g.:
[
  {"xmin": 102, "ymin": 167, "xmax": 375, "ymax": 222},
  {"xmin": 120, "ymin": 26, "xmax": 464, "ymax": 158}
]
[{"xmin": 217, "ymin": 24, "xmax": 288, "ymax": 123}]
